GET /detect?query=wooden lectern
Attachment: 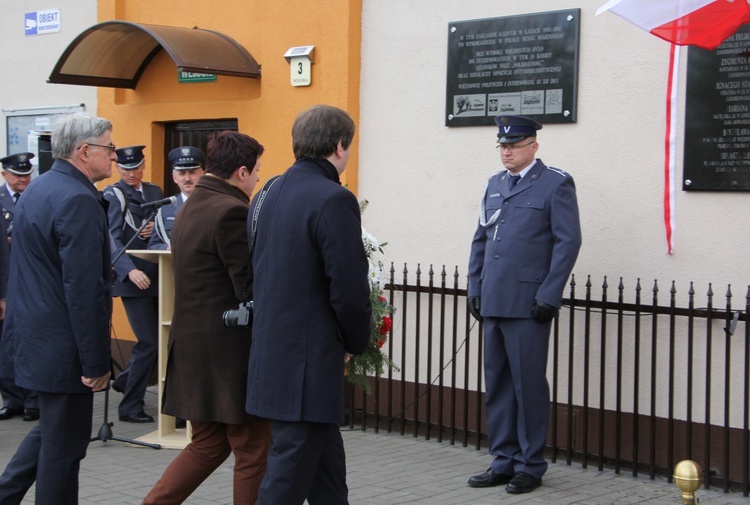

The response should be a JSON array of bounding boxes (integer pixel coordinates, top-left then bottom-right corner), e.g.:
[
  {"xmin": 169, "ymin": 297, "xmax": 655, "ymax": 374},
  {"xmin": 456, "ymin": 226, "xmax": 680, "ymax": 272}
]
[{"xmin": 127, "ymin": 250, "xmax": 191, "ymax": 449}]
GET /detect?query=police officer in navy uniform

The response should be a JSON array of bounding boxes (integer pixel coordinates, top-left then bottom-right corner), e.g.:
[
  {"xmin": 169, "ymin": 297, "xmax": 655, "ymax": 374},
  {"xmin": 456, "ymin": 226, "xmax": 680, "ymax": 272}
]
[
  {"xmin": 467, "ymin": 115, "xmax": 582, "ymax": 494},
  {"xmin": 147, "ymin": 146, "xmax": 205, "ymax": 250},
  {"xmin": 103, "ymin": 145, "xmax": 164, "ymax": 423},
  {"xmin": 0, "ymin": 152, "xmax": 35, "ymax": 246},
  {"xmin": 0, "ymin": 153, "xmax": 39, "ymax": 421}
]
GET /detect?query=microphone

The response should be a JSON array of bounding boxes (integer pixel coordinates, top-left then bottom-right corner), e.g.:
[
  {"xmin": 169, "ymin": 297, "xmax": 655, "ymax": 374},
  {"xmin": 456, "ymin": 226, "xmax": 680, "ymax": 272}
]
[{"xmin": 140, "ymin": 195, "xmax": 178, "ymax": 210}]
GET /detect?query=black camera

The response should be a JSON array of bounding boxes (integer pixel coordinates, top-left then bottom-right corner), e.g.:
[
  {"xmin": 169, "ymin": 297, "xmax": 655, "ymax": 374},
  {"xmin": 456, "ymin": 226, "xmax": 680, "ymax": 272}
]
[{"xmin": 222, "ymin": 301, "xmax": 253, "ymax": 329}]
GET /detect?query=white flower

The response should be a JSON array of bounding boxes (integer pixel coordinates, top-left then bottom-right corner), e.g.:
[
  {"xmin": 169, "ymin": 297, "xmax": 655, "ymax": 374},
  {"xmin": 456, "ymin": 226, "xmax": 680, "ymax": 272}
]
[
  {"xmin": 362, "ymin": 226, "xmax": 385, "ymax": 290},
  {"xmin": 368, "ymin": 256, "xmax": 385, "ymax": 290},
  {"xmin": 362, "ymin": 227, "xmax": 380, "ymax": 256}
]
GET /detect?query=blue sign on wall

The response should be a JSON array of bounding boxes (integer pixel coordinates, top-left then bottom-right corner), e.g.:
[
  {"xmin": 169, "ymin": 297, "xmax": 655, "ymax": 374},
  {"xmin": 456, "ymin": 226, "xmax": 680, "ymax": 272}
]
[
  {"xmin": 25, "ymin": 9, "xmax": 61, "ymax": 36},
  {"xmin": 24, "ymin": 12, "xmax": 38, "ymax": 35}
]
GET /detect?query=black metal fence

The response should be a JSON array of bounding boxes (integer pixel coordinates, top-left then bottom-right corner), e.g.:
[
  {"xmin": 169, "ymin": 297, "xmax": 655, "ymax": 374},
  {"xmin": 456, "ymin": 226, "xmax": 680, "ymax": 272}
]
[{"xmin": 345, "ymin": 263, "xmax": 750, "ymax": 495}]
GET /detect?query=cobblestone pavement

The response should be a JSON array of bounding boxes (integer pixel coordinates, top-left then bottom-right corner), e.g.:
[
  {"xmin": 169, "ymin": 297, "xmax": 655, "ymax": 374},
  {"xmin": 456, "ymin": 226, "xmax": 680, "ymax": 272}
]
[{"xmin": 0, "ymin": 387, "xmax": 746, "ymax": 504}]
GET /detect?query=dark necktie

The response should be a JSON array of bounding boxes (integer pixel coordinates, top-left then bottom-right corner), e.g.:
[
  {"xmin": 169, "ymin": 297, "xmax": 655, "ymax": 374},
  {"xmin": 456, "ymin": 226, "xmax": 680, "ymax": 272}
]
[
  {"xmin": 12, "ymin": 193, "xmax": 19, "ymax": 204},
  {"xmin": 509, "ymin": 175, "xmax": 521, "ymax": 189}
]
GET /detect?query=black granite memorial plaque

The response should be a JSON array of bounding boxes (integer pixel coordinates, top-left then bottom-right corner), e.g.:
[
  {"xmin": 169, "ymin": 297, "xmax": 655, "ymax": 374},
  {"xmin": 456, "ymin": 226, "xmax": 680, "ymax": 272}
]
[
  {"xmin": 684, "ymin": 24, "xmax": 750, "ymax": 191},
  {"xmin": 445, "ymin": 9, "xmax": 580, "ymax": 127}
]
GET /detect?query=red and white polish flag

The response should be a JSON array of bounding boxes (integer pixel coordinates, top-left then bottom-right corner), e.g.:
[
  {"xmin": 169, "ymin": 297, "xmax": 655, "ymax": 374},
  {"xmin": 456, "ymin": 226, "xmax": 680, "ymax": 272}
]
[
  {"xmin": 598, "ymin": 0, "xmax": 750, "ymax": 253},
  {"xmin": 596, "ymin": 0, "xmax": 750, "ymax": 50}
]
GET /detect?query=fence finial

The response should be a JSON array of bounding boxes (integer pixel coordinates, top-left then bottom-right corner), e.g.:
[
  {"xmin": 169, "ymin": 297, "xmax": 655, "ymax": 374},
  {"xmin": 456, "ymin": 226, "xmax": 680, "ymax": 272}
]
[{"xmin": 673, "ymin": 460, "xmax": 702, "ymax": 504}]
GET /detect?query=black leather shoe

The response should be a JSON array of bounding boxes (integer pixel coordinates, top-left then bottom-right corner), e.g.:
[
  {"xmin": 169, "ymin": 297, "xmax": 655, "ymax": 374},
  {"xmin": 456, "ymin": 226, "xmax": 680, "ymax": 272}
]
[
  {"xmin": 119, "ymin": 412, "xmax": 154, "ymax": 423},
  {"xmin": 506, "ymin": 472, "xmax": 542, "ymax": 494},
  {"xmin": 467, "ymin": 468, "xmax": 513, "ymax": 488},
  {"xmin": 0, "ymin": 407, "xmax": 23, "ymax": 420},
  {"xmin": 23, "ymin": 408, "xmax": 40, "ymax": 421}
]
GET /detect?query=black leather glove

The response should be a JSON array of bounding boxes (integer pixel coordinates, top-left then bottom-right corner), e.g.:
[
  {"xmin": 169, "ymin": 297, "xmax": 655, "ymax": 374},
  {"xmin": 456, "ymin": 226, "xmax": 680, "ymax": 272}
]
[
  {"xmin": 531, "ymin": 300, "xmax": 556, "ymax": 323},
  {"xmin": 468, "ymin": 296, "xmax": 482, "ymax": 321}
]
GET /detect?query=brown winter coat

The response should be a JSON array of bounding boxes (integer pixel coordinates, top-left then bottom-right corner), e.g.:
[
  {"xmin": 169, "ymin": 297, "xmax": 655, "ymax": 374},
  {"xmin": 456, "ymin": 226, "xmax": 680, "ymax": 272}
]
[{"xmin": 161, "ymin": 174, "xmax": 253, "ymax": 423}]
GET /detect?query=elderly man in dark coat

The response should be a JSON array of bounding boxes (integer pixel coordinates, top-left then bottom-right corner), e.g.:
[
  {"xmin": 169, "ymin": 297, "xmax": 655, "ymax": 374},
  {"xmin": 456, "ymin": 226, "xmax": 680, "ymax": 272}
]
[
  {"xmin": 247, "ymin": 105, "xmax": 372, "ymax": 505},
  {"xmin": 0, "ymin": 113, "xmax": 114, "ymax": 504},
  {"xmin": 142, "ymin": 131, "xmax": 270, "ymax": 505}
]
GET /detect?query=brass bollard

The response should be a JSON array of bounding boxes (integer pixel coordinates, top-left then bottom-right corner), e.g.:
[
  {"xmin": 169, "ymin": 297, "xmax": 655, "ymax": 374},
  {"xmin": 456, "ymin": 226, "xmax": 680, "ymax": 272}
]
[{"xmin": 674, "ymin": 460, "xmax": 703, "ymax": 504}]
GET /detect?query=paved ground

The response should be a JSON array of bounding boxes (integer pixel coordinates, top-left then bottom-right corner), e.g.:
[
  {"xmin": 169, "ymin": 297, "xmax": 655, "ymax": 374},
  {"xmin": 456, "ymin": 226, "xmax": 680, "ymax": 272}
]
[{"xmin": 0, "ymin": 386, "xmax": 747, "ymax": 504}]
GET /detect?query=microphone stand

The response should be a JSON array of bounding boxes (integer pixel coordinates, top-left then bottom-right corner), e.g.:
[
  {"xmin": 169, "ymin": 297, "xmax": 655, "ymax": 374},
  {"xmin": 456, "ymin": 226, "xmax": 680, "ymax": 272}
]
[{"xmin": 91, "ymin": 206, "xmax": 161, "ymax": 449}]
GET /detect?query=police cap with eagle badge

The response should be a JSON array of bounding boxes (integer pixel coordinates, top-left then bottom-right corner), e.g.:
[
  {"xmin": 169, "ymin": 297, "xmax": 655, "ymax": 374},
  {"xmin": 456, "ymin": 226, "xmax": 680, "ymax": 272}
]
[
  {"xmin": 0, "ymin": 152, "xmax": 35, "ymax": 175},
  {"xmin": 494, "ymin": 115, "xmax": 542, "ymax": 144},
  {"xmin": 168, "ymin": 146, "xmax": 205, "ymax": 170},
  {"xmin": 115, "ymin": 145, "xmax": 146, "ymax": 170}
]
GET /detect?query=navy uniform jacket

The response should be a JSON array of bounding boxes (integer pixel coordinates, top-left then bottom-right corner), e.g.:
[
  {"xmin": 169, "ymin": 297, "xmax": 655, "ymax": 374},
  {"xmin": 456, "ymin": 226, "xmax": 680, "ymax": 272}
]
[
  {"xmin": 468, "ymin": 159, "xmax": 582, "ymax": 317},
  {"xmin": 0, "ymin": 184, "xmax": 17, "ymax": 240},
  {"xmin": 103, "ymin": 179, "xmax": 163, "ymax": 297},
  {"xmin": 0, "ymin": 160, "xmax": 112, "ymax": 393},
  {"xmin": 147, "ymin": 194, "xmax": 185, "ymax": 250},
  {"xmin": 0, "ymin": 217, "xmax": 8, "ymax": 298},
  {"xmin": 246, "ymin": 158, "xmax": 372, "ymax": 425}
]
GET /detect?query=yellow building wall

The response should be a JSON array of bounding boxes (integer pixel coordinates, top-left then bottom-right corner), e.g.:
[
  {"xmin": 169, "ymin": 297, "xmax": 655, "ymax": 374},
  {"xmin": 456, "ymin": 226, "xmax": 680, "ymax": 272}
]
[{"xmin": 95, "ymin": 0, "xmax": 362, "ymax": 343}]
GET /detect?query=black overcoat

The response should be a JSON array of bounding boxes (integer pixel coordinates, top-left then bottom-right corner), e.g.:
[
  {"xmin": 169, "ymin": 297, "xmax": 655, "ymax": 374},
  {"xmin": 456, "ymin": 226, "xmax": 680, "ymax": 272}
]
[{"xmin": 246, "ymin": 158, "xmax": 372, "ymax": 425}]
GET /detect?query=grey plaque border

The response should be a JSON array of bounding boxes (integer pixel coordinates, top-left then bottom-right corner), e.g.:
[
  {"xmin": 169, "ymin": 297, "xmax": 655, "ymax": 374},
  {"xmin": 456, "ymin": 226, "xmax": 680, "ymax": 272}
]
[{"xmin": 445, "ymin": 9, "xmax": 580, "ymax": 127}]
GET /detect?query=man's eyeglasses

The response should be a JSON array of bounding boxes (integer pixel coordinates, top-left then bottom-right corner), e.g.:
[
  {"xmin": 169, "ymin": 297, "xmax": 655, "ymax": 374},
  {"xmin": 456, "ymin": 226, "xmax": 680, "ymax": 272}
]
[
  {"xmin": 497, "ymin": 141, "xmax": 535, "ymax": 151},
  {"xmin": 79, "ymin": 143, "xmax": 117, "ymax": 153}
]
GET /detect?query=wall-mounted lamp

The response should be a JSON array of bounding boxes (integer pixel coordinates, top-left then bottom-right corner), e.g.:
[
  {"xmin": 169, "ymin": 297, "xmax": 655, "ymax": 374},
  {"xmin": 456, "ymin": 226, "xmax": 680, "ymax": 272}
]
[{"xmin": 284, "ymin": 45, "xmax": 315, "ymax": 87}]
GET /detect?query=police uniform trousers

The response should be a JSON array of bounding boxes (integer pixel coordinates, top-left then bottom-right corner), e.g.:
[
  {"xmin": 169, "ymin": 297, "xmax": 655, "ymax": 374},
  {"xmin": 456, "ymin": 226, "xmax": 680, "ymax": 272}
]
[
  {"xmin": 0, "ymin": 320, "xmax": 39, "ymax": 414},
  {"xmin": 142, "ymin": 417, "xmax": 271, "ymax": 505},
  {"xmin": 0, "ymin": 378, "xmax": 38, "ymax": 413},
  {"xmin": 256, "ymin": 421, "xmax": 348, "ymax": 505},
  {"xmin": 483, "ymin": 316, "xmax": 551, "ymax": 479},
  {"xmin": 115, "ymin": 296, "xmax": 158, "ymax": 416},
  {"xmin": 0, "ymin": 391, "xmax": 93, "ymax": 505}
]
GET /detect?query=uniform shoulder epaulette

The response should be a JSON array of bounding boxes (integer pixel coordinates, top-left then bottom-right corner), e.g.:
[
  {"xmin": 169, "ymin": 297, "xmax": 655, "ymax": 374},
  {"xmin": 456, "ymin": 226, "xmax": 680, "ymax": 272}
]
[
  {"xmin": 546, "ymin": 166, "xmax": 568, "ymax": 177},
  {"xmin": 143, "ymin": 181, "xmax": 160, "ymax": 188}
]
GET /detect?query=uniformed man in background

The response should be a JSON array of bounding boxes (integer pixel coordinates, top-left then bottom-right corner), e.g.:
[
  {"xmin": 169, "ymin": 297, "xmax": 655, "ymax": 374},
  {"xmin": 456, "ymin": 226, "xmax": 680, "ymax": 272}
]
[
  {"xmin": 103, "ymin": 145, "xmax": 164, "ymax": 423},
  {"xmin": 0, "ymin": 153, "xmax": 39, "ymax": 422},
  {"xmin": 148, "ymin": 146, "xmax": 205, "ymax": 250},
  {"xmin": 467, "ymin": 115, "xmax": 581, "ymax": 495},
  {"xmin": 0, "ymin": 152, "xmax": 34, "ymax": 245}
]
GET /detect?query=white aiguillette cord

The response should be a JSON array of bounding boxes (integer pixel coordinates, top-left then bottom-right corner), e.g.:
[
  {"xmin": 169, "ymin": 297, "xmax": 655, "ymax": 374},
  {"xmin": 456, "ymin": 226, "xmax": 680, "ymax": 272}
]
[{"xmin": 478, "ymin": 179, "xmax": 502, "ymax": 228}]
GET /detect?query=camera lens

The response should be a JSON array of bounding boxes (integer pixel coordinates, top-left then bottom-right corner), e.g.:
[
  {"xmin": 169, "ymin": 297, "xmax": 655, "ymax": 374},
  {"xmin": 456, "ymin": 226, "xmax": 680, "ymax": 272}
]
[{"xmin": 223, "ymin": 309, "xmax": 239, "ymax": 328}]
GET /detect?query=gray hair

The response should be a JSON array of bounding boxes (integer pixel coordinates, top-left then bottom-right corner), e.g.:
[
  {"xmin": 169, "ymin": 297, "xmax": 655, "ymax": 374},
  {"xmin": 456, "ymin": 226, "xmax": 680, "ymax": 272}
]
[
  {"xmin": 51, "ymin": 113, "xmax": 112, "ymax": 159},
  {"xmin": 292, "ymin": 105, "xmax": 355, "ymax": 160}
]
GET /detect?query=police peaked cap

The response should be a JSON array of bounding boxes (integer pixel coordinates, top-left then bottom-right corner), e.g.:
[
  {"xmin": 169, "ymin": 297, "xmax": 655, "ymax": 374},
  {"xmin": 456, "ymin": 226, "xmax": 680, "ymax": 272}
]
[
  {"xmin": 168, "ymin": 146, "xmax": 206, "ymax": 170},
  {"xmin": 115, "ymin": 145, "xmax": 146, "ymax": 170},
  {"xmin": 0, "ymin": 152, "xmax": 35, "ymax": 175},
  {"xmin": 494, "ymin": 115, "xmax": 542, "ymax": 144}
]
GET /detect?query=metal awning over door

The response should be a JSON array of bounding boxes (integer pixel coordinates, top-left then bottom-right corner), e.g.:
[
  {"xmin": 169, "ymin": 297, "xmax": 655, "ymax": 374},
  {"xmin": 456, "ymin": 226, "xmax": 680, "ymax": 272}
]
[{"xmin": 48, "ymin": 21, "xmax": 261, "ymax": 89}]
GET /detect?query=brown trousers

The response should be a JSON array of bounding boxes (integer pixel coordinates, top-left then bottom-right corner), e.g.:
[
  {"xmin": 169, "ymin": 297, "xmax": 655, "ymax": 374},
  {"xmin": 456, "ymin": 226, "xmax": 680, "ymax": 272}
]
[{"xmin": 142, "ymin": 417, "xmax": 271, "ymax": 505}]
